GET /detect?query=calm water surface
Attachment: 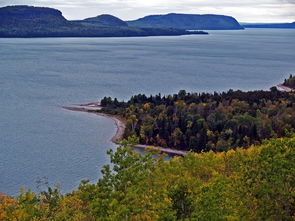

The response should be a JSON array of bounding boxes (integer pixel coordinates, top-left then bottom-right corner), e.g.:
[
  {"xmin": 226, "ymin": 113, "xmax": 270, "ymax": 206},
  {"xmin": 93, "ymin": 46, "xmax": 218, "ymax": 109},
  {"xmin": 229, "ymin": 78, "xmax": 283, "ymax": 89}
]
[{"xmin": 1, "ymin": 29, "xmax": 295, "ymax": 195}]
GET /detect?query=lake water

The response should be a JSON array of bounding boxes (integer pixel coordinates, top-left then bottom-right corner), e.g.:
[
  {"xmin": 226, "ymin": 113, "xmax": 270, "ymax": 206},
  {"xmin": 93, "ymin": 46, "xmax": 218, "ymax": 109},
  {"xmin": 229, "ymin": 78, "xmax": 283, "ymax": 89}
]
[{"xmin": 1, "ymin": 29, "xmax": 295, "ymax": 195}]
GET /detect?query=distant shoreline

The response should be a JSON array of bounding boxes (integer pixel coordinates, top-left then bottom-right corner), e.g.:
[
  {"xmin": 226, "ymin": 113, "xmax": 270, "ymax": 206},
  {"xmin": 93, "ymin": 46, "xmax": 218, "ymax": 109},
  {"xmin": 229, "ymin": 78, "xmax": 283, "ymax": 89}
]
[{"xmin": 0, "ymin": 32, "xmax": 208, "ymax": 39}]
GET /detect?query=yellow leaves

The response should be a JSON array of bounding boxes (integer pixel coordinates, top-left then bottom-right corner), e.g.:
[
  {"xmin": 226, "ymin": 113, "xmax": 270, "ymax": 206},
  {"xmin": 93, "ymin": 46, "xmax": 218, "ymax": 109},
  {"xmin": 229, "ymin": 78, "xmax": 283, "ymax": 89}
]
[
  {"xmin": 126, "ymin": 119, "xmax": 133, "ymax": 125},
  {"xmin": 0, "ymin": 192, "xmax": 32, "ymax": 221},
  {"xmin": 171, "ymin": 156, "xmax": 180, "ymax": 162},
  {"xmin": 143, "ymin": 103, "xmax": 151, "ymax": 110},
  {"xmin": 1, "ymin": 135, "xmax": 294, "ymax": 220},
  {"xmin": 206, "ymin": 129, "xmax": 214, "ymax": 137},
  {"xmin": 11, "ymin": 209, "xmax": 30, "ymax": 221},
  {"xmin": 131, "ymin": 213, "xmax": 158, "ymax": 221},
  {"xmin": 186, "ymin": 121, "xmax": 193, "ymax": 129},
  {"xmin": 54, "ymin": 194, "xmax": 91, "ymax": 220},
  {"xmin": 130, "ymin": 114, "xmax": 137, "ymax": 122},
  {"xmin": 174, "ymin": 100, "xmax": 185, "ymax": 107},
  {"xmin": 224, "ymin": 128, "xmax": 233, "ymax": 136},
  {"xmin": 226, "ymin": 149, "xmax": 236, "ymax": 156},
  {"xmin": 109, "ymin": 198, "xmax": 118, "ymax": 208},
  {"xmin": 0, "ymin": 193, "xmax": 18, "ymax": 220},
  {"xmin": 200, "ymin": 102, "xmax": 207, "ymax": 108}
]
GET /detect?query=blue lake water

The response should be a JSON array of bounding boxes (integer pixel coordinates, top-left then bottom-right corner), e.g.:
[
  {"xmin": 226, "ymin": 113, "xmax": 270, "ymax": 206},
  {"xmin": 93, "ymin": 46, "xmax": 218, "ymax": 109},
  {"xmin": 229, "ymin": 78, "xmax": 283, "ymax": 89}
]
[{"xmin": 0, "ymin": 29, "xmax": 295, "ymax": 195}]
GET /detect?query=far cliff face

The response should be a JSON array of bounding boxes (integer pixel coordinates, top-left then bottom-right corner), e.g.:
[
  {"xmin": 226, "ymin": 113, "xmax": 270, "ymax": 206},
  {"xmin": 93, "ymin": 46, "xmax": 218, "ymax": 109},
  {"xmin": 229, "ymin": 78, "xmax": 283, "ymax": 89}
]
[
  {"xmin": 0, "ymin": 5, "xmax": 67, "ymax": 27},
  {"xmin": 127, "ymin": 13, "xmax": 244, "ymax": 30}
]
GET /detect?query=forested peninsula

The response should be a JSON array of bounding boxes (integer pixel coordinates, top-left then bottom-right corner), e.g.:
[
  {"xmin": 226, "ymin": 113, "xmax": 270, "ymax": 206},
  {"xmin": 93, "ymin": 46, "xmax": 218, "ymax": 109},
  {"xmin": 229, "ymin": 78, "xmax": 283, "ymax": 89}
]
[
  {"xmin": 99, "ymin": 88, "xmax": 295, "ymax": 152},
  {"xmin": 1, "ymin": 84, "xmax": 294, "ymax": 220},
  {"xmin": 283, "ymin": 74, "xmax": 295, "ymax": 89}
]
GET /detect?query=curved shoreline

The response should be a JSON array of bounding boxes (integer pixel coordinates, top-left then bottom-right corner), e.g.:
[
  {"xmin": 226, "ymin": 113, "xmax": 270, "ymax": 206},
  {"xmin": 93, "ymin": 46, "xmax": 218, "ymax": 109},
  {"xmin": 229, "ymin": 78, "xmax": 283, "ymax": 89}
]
[
  {"xmin": 61, "ymin": 105, "xmax": 126, "ymax": 144},
  {"xmin": 62, "ymin": 104, "xmax": 187, "ymax": 156},
  {"xmin": 276, "ymin": 84, "xmax": 295, "ymax": 92}
]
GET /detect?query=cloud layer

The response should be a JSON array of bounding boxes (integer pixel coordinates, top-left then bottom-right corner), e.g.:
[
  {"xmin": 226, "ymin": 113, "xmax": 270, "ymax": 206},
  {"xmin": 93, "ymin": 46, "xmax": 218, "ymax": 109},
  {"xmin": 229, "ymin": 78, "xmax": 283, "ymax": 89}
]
[{"xmin": 1, "ymin": 0, "xmax": 294, "ymax": 22}]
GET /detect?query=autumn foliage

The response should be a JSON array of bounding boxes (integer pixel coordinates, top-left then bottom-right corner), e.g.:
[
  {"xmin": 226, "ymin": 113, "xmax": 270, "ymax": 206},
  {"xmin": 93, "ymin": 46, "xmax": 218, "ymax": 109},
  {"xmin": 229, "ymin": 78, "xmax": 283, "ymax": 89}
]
[
  {"xmin": 101, "ymin": 90, "xmax": 295, "ymax": 152},
  {"xmin": 1, "ymin": 135, "xmax": 294, "ymax": 220}
]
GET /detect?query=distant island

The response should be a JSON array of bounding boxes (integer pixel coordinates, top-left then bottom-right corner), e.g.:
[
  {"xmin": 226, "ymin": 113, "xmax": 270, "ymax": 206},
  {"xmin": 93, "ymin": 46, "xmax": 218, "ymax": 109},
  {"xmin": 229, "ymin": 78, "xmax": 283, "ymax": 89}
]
[
  {"xmin": 127, "ymin": 13, "xmax": 244, "ymax": 30},
  {"xmin": 242, "ymin": 22, "xmax": 295, "ymax": 29},
  {"xmin": 0, "ymin": 6, "xmax": 208, "ymax": 38}
]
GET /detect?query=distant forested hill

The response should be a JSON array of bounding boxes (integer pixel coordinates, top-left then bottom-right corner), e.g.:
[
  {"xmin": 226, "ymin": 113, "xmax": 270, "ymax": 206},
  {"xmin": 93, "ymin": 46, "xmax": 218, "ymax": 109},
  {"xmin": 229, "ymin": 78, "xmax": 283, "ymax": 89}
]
[
  {"xmin": 127, "ymin": 13, "xmax": 244, "ymax": 30},
  {"xmin": 75, "ymin": 14, "xmax": 128, "ymax": 27},
  {"xmin": 0, "ymin": 6, "xmax": 207, "ymax": 37}
]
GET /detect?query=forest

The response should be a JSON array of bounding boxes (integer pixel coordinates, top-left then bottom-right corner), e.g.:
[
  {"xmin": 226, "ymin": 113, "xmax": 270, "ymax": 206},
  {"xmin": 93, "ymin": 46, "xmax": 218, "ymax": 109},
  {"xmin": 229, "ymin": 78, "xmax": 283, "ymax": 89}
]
[
  {"xmin": 284, "ymin": 74, "xmax": 295, "ymax": 89},
  {"xmin": 1, "ymin": 88, "xmax": 295, "ymax": 220},
  {"xmin": 100, "ymin": 89, "xmax": 295, "ymax": 152},
  {"xmin": 1, "ymin": 135, "xmax": 294, "ymax": 220}
]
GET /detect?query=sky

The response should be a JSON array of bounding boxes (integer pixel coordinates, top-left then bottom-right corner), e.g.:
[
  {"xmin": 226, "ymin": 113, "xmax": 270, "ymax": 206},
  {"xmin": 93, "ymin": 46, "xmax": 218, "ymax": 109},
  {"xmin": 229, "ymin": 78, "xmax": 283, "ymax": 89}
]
[{"xmin": 1, "ymin": 0, "xmax": 295, "ymax": 22}]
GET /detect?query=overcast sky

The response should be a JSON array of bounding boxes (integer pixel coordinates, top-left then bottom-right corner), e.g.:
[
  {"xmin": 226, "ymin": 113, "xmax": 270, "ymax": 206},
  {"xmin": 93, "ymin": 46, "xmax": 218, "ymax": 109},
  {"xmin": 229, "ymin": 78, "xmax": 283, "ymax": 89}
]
[{"xmin": 1, "ymin": 0, "xmax": 295, "ymax": 22}]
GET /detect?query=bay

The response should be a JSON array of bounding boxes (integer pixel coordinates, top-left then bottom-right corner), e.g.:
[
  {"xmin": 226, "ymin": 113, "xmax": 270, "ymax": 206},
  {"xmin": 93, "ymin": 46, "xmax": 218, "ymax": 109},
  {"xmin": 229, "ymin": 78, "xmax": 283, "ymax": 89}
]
[{"xmin": 0, "ymin": 29, "xmax": 294, "ymax": 195}]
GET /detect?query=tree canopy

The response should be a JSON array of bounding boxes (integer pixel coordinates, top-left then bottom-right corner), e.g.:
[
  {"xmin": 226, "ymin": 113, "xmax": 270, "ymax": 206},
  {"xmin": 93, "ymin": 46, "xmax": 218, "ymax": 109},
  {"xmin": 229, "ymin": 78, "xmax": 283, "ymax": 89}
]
[
  {"xmin": 284, "ymin": 74, "xmax": 295, "ymax": 89},
  {"xmin": 100, "ymin": 89, "xmax": 295, "ymax": 152},
  {"xmin": 1, "ymin": 134, "xmax": 294, "ymax": 220}
]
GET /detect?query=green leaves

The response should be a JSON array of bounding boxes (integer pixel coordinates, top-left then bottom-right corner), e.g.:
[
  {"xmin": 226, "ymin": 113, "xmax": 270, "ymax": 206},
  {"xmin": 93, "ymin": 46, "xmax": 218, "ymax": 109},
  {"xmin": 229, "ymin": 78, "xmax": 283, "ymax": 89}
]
[
  {"xmin": 101, "ymin": 89, "xmax": 295, "ymax": 153},
  {"xmin": 2, "ymin": 134, "xmax": 294, "ymax": 220}
]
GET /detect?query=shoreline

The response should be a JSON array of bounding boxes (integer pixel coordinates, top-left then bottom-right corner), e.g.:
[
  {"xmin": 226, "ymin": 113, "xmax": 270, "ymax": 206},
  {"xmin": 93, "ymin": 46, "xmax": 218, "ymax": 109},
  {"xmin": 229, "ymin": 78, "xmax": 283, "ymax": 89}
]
[
  {"xmin": 62, "ymin": 104, "xmax": 187, "ymax": 156},
  {"xmin": 61, "ymin": 105, "xmax": 126, "ymax": 144},
  {"xmin": 134, "ymin": 145, "xmax": 188, "ymax": 156},
  {"xmin": 61, "ymin": 81, "xmax": 294, "ymax": 157},
  {"xmin": 276, "ymin": 84, "xmax": 295, "ymax": 92}
]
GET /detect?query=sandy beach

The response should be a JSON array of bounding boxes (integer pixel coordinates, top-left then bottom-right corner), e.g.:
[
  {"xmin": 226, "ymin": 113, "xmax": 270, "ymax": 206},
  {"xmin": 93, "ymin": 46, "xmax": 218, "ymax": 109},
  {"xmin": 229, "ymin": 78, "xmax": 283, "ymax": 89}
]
[
  {"xmin": 62, "ymin": 104, "xmax": 126, "ymax": 144},
  {"xmin": 276, "ymin": 84, "xmax": 295, "ymax": 92},
  {"xmin": 134, "ymin": 144, "xmax": 188, "ymax": 156}
]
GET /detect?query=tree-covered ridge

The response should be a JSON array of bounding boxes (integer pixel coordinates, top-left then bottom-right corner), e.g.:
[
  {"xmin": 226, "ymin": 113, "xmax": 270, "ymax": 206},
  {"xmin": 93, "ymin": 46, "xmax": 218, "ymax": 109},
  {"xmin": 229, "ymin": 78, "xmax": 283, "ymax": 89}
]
[
  {"xmin": 1, "ymin": 135, "xmax": 294, "ymax": 220},
  {"xmin": 100, "ymin": 89, "xmax": 295, "ymax": 152},
  {"xmin": 127, "ymin": 13, "xmax": 244, "ymax": 30},
  {"xmin": 78, "ymin": 14, "xmax": 128, "ymax": 27},
  {"xmin": 284, "ymin": 74, "xmax": 295, "ymax": 89}
]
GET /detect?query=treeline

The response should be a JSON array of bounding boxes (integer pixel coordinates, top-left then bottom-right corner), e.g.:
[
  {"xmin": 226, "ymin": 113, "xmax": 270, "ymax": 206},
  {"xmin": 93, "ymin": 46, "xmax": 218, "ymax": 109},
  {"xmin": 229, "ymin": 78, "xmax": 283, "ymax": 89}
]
[
  {"xmin": 0, "ymin": 24, "xmax": 206, "ymax": 38},
  {"xmin": 1, "ymin": 135, "xmax": 294, "ymax": 220},
  {"xmin": 284, "ymin": 74, "xmax": 295, "ymax": 89},
  {"xmin": 100, "ymin": 89, "xmax": 295, "ymax": 152}
]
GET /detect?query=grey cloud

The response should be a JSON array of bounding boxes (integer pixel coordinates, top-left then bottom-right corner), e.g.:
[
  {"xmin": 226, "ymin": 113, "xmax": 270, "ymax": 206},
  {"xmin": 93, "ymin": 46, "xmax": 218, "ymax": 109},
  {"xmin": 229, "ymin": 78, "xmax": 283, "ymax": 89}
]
[
  {"xmin": 280, "ymin": 0, "xmax": 295, "ymax": 3},
  {"xmin": 0, "ymin": 0, "xmax": 294, "ymax": 22}
]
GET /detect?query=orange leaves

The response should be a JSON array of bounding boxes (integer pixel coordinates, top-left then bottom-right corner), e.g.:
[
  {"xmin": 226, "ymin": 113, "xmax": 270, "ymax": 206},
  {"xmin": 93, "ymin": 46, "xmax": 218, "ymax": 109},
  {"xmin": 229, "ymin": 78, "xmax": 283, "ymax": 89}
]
[
  {"xmin": 143, "ymin": 103, "xmax": 151, "ymax": 110},
  {"xmin": 0, "ymin": 192, "xmax": 29, "ymax": 221}
]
